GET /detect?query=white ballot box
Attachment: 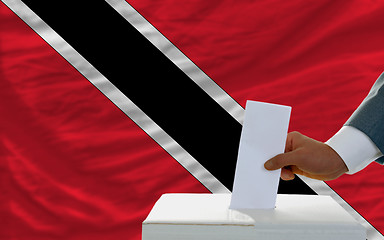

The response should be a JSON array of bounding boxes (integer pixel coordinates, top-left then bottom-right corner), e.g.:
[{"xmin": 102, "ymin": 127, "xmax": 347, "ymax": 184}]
[{"xmin": 142, "ymin": 193, "xmax": 366, "ymax": 240}]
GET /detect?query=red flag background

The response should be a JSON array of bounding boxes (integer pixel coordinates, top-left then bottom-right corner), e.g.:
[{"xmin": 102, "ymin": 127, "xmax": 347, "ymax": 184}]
[
  {"xmin": 2, "ymin": 0, "xmax": 384, "ymax": 239},
  {"xmin": 127, "ymin": 0, "xmax": 384, "ymax": 233},
  {"xmin": 0, "ymin": 3, "xmax": 209, "ymax": 239}
]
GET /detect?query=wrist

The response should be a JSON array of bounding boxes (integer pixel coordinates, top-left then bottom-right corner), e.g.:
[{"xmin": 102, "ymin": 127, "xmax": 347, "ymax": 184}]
[
  {"xmin": 324, "ymin": 143, "xmax": 348, "ymax": 179},
  {"xmin": 326, "ymin": 126, "xmax": 382, "ymax": 174}
]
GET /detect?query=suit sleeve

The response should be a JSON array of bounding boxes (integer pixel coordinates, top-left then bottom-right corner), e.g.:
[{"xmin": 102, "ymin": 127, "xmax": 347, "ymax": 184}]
[{"xmin": 345, "ymin": 72, "xmax": 384, "ymax": 164}]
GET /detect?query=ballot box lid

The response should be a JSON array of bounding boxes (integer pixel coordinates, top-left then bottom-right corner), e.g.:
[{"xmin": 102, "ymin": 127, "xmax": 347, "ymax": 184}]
[
  {"xmin": 143, "ymin": 193, "xmax": 365, "ymax": 228},
  {"xmin": 142, "ymin": 194, "xmax": 366, "ymax": 240}
]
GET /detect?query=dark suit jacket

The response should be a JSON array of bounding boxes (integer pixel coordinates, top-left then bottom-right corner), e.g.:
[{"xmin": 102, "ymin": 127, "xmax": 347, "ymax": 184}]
[{"xmin": 346, "ymin": 72, "xmax": 384, "ymax": 163}]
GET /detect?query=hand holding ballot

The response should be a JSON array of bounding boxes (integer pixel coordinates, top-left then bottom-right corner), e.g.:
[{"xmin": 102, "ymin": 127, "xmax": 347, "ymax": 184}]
[
  {"xmin": 265, "ymin": 73, "xmax": 384, "ymax": 180},
  {"xmin": 264, "ymin": 131, "xmax": 348, "ymax": 181}
]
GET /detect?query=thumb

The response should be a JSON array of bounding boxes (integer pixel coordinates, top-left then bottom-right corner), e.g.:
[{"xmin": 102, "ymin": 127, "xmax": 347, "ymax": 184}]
[{"xmin": 264, "ymin": 151, "xmax": 299, "ymax": 170}]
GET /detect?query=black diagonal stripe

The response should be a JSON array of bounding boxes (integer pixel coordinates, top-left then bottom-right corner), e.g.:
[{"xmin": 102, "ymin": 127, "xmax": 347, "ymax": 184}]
[{"xmin": 21, "ymin": 0, "xmax": 315, "ymax": 194}]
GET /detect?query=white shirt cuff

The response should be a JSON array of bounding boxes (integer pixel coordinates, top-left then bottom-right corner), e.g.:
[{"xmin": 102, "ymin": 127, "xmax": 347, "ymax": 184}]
[{"xmin": 325, "ymin": 126, "xmax": 383, "ymax": 174}]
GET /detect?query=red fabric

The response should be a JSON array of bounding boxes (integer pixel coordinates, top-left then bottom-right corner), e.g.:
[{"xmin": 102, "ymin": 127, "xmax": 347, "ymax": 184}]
[
  {"xmin": 0, "ymin": 4, "xmax": 208, "ymax": 240},
  {"xmin": 3, "ymin": 0, "xmax": 384, "ymax": 239},
  {"xmin": 127, "ymin": 0, "xmax": 384, "ymax": 235}
]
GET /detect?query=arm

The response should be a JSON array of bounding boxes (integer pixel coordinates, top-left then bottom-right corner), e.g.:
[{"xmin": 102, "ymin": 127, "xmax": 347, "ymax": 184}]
[
  {"xmin": 326, "ymin": 126, "xmax": 383, "ymax": 174},
  {"xmin": 265, "ymin": 73, "xmax": 384, "ymax": 180},
  {"xmin": 345, "ymin": 72, "xmax": 384, "ymax": 163}
]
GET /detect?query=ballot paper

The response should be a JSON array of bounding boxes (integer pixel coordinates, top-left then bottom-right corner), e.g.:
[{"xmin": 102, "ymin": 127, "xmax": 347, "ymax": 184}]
[{"xmin": 230, "ymin": 100, "xmax": 291, "ymax": 209}]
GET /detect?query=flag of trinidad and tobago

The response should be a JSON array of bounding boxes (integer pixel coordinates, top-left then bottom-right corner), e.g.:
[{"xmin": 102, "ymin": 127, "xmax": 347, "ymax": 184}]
[{"xmin": 2, "ymin": 0, "xmax": 384, "ymax": 239}]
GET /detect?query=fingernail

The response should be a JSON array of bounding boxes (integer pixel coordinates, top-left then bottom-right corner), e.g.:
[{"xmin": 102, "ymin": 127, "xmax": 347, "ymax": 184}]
[{"xmin": 264, "ymin": 161, "xmax": 273, "ymax": 170}]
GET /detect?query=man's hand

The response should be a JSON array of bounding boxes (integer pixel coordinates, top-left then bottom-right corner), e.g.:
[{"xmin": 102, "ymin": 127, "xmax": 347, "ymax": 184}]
[{"xmin": 264, "ymin": 131, "xmax": 348, "ymax": 181}]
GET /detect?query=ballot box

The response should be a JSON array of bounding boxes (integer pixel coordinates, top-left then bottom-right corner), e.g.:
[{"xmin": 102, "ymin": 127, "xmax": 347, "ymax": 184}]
[{"xmin": 142, "ymin": 193, "xmax": 366, "ymax": 240}]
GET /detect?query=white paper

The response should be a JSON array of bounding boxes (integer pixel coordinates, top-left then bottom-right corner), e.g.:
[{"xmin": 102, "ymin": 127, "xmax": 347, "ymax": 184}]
[{"xmin": 230, "ymin": 100, "xmax": 291, "ymax": 209}]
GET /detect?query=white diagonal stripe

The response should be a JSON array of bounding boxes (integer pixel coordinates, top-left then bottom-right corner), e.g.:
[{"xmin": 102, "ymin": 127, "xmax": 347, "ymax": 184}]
[
  {"xmin": 105, "ymin": 0, "xmax": 245, "ymax": 125},
  {"xmin": 105, "ymin": 0, "xmax": 383, "ymax": 238},
  {"xmin": 2, "ymin": 0, "xmax": 229, "ymax": 194}
]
